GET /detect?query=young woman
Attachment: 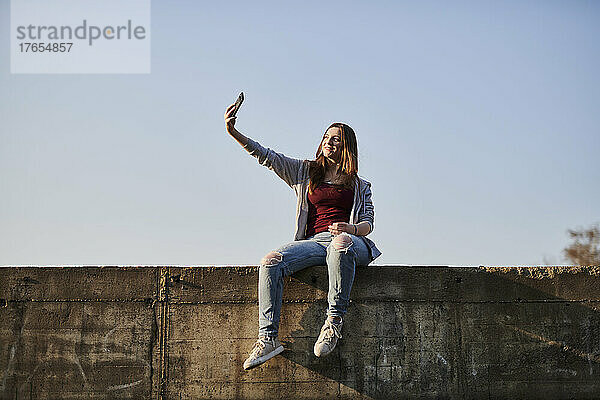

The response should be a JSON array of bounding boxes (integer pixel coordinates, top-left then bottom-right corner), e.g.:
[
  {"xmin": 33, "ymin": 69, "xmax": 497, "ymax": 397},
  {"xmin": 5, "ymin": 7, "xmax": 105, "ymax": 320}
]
[{"xmin": 224, "ymin": 102, "xmax": 382, "ymax": 370}]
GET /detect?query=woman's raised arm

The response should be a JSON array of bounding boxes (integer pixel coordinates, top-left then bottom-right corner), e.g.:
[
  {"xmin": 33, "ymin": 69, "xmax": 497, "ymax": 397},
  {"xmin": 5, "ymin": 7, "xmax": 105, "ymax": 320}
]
[{"xmin": 224, "ymin": 103, "xmax": 304, "ymax": 189}]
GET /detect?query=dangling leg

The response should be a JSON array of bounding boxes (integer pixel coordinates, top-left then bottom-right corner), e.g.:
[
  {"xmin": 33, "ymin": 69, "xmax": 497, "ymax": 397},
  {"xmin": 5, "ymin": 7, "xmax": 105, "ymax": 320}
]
[
  {"xmin": 257, "ymin": 251, "xmax": 285, "ymax": 339},
  {"xmin": 314, "ymin": 233, "xmax": 370, "ymax": 357},
  {"xmin": 243, "ymin": 251, "xmax": 286, "ymax": 371},
  {"xmin": 326, "ymin": 233, "xmax": 357, "ymax": 320},
  {"xmin": 245, "ymin": 239, "xmax": 326, "ymax": 370}
]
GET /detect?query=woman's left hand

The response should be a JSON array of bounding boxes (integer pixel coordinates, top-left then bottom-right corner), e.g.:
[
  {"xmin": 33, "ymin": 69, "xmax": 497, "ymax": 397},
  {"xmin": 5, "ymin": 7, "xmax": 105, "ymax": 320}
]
[{"xmin": 328, "ymin": 222, "xmax": 354, "ymax": 236}]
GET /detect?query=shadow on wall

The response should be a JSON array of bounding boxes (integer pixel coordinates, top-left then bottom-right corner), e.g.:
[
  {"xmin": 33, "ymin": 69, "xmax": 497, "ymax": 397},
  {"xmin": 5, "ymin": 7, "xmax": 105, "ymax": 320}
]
[{"xmin": 279, "ymin": 266, "xmax": 600, "ymax": 399}]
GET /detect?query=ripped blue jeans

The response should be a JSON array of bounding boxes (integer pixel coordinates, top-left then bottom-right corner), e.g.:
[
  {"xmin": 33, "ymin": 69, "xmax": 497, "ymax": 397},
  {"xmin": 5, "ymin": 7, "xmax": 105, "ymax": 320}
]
[{"xmin": 258, "ymin": 231, "xmax": 372, "ymax": 339}]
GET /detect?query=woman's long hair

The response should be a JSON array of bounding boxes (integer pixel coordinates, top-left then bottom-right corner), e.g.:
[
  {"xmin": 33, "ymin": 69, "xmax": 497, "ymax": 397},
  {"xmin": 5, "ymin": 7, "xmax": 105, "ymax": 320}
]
[{"xmin": 308, "ymin": 122, "xmax": 359, "ymax": 194}]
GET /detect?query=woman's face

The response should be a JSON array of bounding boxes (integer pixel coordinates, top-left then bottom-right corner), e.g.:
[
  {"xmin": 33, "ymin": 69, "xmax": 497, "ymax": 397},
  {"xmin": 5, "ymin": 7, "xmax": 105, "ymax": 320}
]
[{"xmin": 321, "ymin": 127, "xmax": 342, "ymax": 162}]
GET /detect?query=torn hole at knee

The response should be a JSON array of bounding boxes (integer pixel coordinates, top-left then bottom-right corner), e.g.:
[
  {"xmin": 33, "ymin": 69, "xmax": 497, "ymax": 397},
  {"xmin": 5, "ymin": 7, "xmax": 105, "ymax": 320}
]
[
  {"xmin": 261, "ymin": 251, "xmax": 283, "ymax": 266},
  {"xmin": 332, "ymin": 235, "xmax": 353, "ymax": 252}
]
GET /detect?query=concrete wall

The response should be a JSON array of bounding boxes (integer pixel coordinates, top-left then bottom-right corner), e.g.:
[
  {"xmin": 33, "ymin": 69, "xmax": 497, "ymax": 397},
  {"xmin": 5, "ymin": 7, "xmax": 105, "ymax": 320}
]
[{"xmin": 1, "ymin": 265, "xmax": 599, "ymax": 399}]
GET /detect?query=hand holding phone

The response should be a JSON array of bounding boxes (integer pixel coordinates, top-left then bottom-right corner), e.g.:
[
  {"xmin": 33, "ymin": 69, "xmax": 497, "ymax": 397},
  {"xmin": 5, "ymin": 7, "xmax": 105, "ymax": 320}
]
[
  {"xmin": 230, "ymin": 92, "xmax": 244, "ymax": 118},
  {"xmin": 225, "ymin": 92, "xmax": 244, "ymax": 134}
]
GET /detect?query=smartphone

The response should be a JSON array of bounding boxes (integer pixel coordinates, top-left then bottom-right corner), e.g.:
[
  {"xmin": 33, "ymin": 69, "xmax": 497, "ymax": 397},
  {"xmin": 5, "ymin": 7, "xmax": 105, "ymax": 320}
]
[{"xmin": 231, "ymin": 92, "xmax": 244, "ymax": 117}]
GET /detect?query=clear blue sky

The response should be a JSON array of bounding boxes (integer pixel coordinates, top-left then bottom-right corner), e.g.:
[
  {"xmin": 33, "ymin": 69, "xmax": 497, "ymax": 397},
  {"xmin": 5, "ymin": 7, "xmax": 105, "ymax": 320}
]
[{"xmin": 1, "ymin": 1, "xmax": 598, "ymax": 266}]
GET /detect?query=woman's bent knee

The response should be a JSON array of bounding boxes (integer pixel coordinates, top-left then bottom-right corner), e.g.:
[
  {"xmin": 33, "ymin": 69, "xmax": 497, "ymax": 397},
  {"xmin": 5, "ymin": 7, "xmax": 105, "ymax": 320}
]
[
  {"xmin": 261, "ymin": 251, "xmax": 283, "ymax": 267},
  {"xmin": 331, "ymin": 234, "xmax": 354, "ymax": 252}
]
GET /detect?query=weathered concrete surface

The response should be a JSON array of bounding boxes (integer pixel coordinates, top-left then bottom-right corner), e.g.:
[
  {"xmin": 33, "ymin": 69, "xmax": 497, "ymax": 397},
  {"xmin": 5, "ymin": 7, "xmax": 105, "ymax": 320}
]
[
  {"xmin": 1, "ymin": 265, "xmax": 599, "ymax": 399},
  {"xmin": 0, "ymin": 267, "xmax": 159, "ymax": 400}
]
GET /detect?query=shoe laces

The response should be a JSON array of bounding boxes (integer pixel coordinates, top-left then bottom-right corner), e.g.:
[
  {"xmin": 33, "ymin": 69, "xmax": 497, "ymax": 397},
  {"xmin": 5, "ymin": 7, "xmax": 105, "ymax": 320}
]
[
  {"xmin": 249, "ymin": 338, "xmax": 268, "ymax": 356},
  {"xmin": 321, "ymin": 320, "xmax": 342, "ymax": 341}
]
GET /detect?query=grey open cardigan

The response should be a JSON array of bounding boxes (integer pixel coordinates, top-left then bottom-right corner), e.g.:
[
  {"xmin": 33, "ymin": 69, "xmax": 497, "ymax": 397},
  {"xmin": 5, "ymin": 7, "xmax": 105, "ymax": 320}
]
[{"xmin": 243, "ymin": 137, "xmax": 382, "ymax": 262}]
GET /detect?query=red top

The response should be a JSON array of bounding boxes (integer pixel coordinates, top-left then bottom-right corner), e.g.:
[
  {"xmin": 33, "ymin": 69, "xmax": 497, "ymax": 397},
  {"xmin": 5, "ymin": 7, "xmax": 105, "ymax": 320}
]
[{"xmin": 305, "ymin": 182, "xmax": 354, "ymax": 238}]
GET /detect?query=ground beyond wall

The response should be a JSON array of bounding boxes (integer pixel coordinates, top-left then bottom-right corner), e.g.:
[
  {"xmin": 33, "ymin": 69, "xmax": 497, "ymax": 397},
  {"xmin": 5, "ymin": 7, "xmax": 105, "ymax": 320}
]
[{"xmin": 1, "ymin": 265, "xmax": 599, "ymax": 399}]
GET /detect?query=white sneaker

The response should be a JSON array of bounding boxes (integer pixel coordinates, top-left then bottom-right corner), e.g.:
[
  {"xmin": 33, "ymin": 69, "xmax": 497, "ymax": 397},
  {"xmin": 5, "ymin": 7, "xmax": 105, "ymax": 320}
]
[
  {"xmin": 243, "ymin": 336, "xmax": 284, "ymax": 370},
  {"xmin": 314, "ymin": 318, "xmax": 343, "ymax": 357}
]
